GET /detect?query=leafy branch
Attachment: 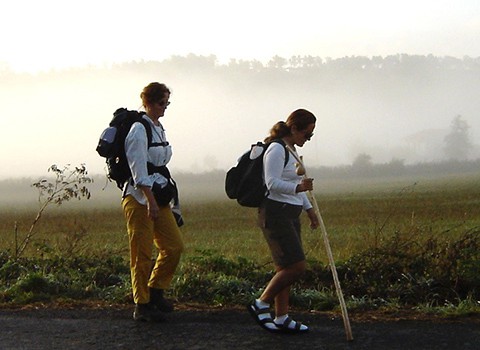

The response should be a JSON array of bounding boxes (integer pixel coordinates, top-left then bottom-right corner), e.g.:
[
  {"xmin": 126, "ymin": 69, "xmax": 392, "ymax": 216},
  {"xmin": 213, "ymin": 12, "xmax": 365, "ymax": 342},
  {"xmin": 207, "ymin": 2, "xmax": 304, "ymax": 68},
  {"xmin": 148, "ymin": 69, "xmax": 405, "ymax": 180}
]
[{"xmin": 15, "ymin": 164, "xmax": 93, "ymax": 259}]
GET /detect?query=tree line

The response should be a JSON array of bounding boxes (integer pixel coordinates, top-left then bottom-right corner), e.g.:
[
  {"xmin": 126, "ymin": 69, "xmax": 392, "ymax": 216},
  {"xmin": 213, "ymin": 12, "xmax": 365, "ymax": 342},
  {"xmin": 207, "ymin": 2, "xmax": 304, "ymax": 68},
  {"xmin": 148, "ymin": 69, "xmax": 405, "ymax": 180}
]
[{"xmin": 2, "ymin": 53, "xmax": 480, "ymax": 78}]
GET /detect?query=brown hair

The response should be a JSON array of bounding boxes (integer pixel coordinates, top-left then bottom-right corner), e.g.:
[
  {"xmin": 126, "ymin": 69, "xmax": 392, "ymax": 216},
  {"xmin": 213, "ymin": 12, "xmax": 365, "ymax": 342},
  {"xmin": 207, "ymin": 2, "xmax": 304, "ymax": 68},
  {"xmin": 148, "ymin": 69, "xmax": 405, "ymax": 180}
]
[
  {"xmin": 264, "ymin": 109, "xmax": 316, "ymax": 143},
  {"xmin": 140, "ymin": 82, "xmax": 171, "ymax": 107}
]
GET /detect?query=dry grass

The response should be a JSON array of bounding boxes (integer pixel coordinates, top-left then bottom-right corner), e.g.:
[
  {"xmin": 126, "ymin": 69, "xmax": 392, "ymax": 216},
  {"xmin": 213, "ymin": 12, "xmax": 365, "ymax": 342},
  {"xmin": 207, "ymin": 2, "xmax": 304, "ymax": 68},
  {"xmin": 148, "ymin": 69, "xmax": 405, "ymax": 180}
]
[{"xmin": 0, "ymin": 174, "xmax": 478, "ymax": 263}]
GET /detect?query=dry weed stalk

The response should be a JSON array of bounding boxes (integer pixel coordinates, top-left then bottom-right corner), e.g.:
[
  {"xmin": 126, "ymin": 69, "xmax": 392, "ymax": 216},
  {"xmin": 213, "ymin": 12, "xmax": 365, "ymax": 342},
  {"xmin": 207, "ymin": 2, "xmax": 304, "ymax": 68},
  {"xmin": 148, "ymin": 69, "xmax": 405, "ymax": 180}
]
[{"xmin": 14, "ymin": 164, "xmax": 93, "ymax": 259}]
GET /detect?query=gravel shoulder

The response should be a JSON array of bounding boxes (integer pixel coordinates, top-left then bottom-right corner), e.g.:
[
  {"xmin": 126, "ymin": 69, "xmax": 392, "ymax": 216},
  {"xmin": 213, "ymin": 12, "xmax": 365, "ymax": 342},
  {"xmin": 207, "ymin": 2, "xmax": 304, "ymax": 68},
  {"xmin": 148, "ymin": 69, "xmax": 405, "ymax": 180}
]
[{"xmin": 0, "ymin": 304, "xmax": 479, "ymax": 350}]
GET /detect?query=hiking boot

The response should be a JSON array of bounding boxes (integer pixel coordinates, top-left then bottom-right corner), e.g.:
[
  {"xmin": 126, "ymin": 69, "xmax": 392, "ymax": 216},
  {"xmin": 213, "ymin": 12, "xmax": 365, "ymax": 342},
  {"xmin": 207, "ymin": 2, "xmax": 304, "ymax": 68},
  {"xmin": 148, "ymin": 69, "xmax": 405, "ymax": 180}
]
[
  {"xmin": 133, "ymin": 303, "xmax": 165, "ymax": 322},
  {"xmin": 149, "ymin": 287, "xmax": 174, "ymax": 313}
]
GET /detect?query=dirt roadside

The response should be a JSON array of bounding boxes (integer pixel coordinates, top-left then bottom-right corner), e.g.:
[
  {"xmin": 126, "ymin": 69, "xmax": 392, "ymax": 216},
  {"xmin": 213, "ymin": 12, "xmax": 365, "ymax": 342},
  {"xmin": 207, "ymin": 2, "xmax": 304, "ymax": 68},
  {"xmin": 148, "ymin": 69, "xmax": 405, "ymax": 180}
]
[{"xmin": 0, "ymin": 305, "xmax": 479, "ymax": 350}]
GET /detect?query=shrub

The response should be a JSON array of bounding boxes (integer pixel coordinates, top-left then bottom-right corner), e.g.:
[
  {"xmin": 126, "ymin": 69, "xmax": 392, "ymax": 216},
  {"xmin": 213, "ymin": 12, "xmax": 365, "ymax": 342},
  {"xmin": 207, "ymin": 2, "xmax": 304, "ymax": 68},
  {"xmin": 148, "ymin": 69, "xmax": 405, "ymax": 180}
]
[
  {"xmin": 343, "ymin": 227, "xmax": 480, "ymax": 305},
  {"xmin": 0, "ymin": 227, "xmax": 479, "ymax": 312},
  {"xmin": 172, "ymin": 250, "xmax": 265, "ymax": 304}
]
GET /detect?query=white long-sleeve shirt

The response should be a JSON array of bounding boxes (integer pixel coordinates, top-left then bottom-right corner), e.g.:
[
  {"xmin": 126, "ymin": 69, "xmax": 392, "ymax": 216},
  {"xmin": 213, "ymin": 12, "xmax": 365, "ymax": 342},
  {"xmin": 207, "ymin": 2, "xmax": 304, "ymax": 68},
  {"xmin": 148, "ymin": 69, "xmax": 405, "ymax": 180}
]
[
  {"xmin": 123, "ymin": 115, "xmax": 172, "ymax": 205},
  {"xmin": 263, "ymin": 142, "xmax": 312, "ymax": 210}
]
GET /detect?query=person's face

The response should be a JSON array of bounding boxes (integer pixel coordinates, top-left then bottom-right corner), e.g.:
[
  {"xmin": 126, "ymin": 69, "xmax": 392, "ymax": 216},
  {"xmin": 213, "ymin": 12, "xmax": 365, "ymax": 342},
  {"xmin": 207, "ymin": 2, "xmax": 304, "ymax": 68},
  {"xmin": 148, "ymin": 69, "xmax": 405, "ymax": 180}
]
[
  {"xmin": 148, "ymin": 93, "xmax": 170, "ymax": 118},
  {"xmin": 293, "ymin": 122, "xmax": 315, "ymax": 147}
]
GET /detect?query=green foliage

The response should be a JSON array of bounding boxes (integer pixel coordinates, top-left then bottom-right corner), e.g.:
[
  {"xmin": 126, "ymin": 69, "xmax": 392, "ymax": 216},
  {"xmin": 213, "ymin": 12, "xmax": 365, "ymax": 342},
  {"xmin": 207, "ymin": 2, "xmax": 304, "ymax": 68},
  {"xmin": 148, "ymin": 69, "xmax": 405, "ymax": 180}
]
[
  {"xmin": 172, "ymin": 250, "xmax": 265, "ymax": 305},
  {"xmin": 415, "ymin": 294, "xmax": 480, "ymax": 317},
  {"xmin": 290, "ymin": 288, "xmax": 337, "ymax": 311},
  {"xmin": 0, "ymin": 260, "xmax": 28, "ymax": 281},
  {"xmin": 0, "ymin": 174, "xmax": 479, "ymax": 316},
  {"xmin": 3, "ymin": 272, "xmax": 62, "ymax": 303},
  {"xmin": 0, "ymin": 227, "xmax": 479, "ymax": 312},
  {"xmin": 343, "ymin": 227, "xmax": 480, "ymax": 305},
  {"xmin": 0, "ymin": 252, "xmax": 130, "ymax": 305}
]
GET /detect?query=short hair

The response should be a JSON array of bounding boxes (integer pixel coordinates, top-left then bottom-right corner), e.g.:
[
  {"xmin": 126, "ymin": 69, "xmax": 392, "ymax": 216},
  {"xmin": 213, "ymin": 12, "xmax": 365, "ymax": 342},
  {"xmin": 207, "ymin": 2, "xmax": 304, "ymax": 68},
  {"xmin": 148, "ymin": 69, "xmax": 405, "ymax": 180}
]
[{"xmin": 140, "ymin": 82, "xmax": 171, "ymax": 107}]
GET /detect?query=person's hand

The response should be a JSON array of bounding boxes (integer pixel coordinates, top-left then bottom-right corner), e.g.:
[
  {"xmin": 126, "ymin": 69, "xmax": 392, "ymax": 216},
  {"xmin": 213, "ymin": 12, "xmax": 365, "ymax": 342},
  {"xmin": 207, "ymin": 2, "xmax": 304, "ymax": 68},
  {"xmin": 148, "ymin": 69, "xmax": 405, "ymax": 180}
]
[
  {"xmin": 307, "ymin": 208, "xmax": 320, "ymax": 229},
  {"xmin": 140, "ymin": 185, "xmax": 160, "ymax": 220},
  {"xmin": 296, "ymin": 178, "xmax": 314, "ymax": 192},
  {"xmin": 147, "ymin": 199, "xmax": 160, "ymax": 220}
]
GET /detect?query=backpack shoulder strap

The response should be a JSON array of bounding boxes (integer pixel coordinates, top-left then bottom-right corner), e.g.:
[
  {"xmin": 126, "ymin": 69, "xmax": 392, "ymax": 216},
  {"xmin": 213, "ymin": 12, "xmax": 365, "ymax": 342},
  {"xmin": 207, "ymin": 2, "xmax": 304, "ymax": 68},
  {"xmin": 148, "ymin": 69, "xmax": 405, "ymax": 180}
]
[
  {"xmin": 270, "ymin": 139, "xmax": 289, "ymax": 166},
  {"xmin": 137, "ymin": 115, "xmax": 170, "ymax": 148},
  {"xmin": 136, "ymin": 116, "xmax": 154, "ymax": 148}
]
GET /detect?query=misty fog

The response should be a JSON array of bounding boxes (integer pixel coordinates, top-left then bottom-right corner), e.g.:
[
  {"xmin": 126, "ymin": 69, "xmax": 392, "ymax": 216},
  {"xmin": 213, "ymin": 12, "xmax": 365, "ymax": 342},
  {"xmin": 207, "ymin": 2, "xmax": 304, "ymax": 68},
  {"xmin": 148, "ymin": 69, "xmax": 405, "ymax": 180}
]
[{"xmin": 0, "ymin": 54, "xmax": 479, "ymax": 180}]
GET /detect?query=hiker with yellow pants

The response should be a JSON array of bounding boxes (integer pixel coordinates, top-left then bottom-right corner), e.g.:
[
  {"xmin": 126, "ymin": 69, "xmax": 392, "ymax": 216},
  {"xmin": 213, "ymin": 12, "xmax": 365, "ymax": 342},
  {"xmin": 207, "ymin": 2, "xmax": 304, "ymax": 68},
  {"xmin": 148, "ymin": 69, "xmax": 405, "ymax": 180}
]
[{"xmin": 122, "ymin": 82, "xmax": 184, "ymax": 322}]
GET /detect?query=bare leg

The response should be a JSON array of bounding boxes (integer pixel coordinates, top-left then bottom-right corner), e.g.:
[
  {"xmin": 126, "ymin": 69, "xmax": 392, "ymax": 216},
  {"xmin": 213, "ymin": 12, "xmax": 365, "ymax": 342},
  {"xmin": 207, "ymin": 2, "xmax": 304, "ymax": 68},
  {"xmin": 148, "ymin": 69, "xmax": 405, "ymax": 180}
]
[
  {"xmin": 249, "ymin": 260, "xmax": 309, "ymax": 333},
  {"xmin": 259, "ymin": 260, "xmax": 306, "ymax": 308},
  {"xmin": 274, "ymin": 286, "xmax": 290, "ymax": 317}
]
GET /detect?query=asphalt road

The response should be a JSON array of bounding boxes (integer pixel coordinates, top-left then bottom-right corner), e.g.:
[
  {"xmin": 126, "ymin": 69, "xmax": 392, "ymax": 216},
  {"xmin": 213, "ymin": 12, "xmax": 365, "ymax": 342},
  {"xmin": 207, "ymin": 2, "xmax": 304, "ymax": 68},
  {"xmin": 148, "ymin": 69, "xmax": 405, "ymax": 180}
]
[{"xmin": 0, "ymin": 307, "xmax": 479, "ymax": 350}]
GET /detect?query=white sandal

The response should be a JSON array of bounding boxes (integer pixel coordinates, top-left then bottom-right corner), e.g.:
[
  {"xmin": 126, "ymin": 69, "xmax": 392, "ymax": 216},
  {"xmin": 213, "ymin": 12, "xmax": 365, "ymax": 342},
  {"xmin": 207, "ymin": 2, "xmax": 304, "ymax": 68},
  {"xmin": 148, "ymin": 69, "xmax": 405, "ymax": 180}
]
[
  {"xmin": 246, "ymin": 301, "xmax": 280, "ymax": 333},
  {"xmin": 274, "ymin": 316, "xmax": 309, "ymax": 333}
]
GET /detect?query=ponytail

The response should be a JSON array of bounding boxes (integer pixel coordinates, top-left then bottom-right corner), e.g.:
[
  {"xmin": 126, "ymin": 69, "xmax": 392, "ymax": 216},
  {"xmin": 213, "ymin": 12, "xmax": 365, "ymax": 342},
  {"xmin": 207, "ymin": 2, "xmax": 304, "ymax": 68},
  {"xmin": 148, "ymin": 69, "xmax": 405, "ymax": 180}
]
[
  {"xmin": 264, "ymin": 109, "xmax": 316, "ymax": 143},
  {"xmin": 264, "ymin": 121, "xmax": 290, "ymax": 143}
]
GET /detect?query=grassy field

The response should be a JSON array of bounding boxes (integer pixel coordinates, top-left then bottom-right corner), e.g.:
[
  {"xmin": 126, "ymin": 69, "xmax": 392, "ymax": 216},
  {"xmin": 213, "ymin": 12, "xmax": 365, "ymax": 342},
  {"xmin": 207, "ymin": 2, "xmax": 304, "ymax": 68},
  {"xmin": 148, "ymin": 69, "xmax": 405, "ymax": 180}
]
[
  {"xmin": 1, "ymin": 172, "xmax": 478, "ymax": 263},
  {"xmin": 0, "ymin": 172, "xmax": 479, "ymax": 310}
]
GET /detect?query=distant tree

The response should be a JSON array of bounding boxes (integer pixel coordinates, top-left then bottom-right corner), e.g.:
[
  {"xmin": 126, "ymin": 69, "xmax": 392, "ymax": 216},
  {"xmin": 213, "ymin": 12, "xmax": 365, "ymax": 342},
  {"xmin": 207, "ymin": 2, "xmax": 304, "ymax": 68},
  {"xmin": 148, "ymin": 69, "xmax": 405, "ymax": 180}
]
[
  {"xmin": 443, "ymin": 115, "xmax": 473, "ymax": 160},
  {"xmin": 386, "ymin": 158, "xmax": 406, "ymax": 174},
  {"xmin": 227, "ymin": 59, "xmax": 263, "ymax": 72},
  {"xmin": 352, "ymin": 153, "xmax": 373, "ymax": 175},
  {"xmin": 267, "ymin": 55, "xmax": 287, "ymax": 69},
  {"xmin": 288, "ymin": 55, "xmax": 302, "ymax": 68},
  {"xmin": 302, "ymin": 55, "xmax": 323, "ymax": 68}
]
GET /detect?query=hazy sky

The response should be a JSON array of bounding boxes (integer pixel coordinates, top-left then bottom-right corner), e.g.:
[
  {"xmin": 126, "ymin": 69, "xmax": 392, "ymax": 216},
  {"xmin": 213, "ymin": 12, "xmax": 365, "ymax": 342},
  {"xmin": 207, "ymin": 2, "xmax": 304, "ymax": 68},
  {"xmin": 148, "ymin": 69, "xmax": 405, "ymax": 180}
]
[
  {"xmin": 1, "ymin": 0, "xmax": 479, "ymax": 179},
  {"xmin": 2, "ymin": 0, "xmax": 480, "ymax": 73}
]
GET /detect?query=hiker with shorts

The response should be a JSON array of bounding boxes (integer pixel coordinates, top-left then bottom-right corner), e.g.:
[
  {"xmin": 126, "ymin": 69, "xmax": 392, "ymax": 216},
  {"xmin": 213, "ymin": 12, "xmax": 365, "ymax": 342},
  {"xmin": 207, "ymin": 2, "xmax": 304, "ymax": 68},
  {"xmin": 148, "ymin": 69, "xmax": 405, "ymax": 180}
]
[
  {"xmin": 122, "ymin": 82, "xmax": 184, "ymax": 322},
  {"xmin": 247, "ymin": 109, "xmax": 320, "ymax": 333}
]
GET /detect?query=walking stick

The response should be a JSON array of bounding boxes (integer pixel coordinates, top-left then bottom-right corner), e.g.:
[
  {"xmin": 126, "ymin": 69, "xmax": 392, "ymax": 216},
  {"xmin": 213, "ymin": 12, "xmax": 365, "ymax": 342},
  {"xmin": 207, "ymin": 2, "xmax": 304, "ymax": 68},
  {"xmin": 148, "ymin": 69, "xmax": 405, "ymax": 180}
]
[{"xmin": 286, "ymin": 145, "xmax": 354, "ymax": 342}]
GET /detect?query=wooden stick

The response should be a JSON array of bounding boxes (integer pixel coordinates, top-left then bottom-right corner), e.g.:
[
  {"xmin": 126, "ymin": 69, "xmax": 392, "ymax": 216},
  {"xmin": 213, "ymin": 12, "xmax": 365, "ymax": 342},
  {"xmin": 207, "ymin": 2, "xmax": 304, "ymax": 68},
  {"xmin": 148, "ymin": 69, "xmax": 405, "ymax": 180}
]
[{"xmin": 286, "ymin": 145, "xmax": 354, "ymax": 341}]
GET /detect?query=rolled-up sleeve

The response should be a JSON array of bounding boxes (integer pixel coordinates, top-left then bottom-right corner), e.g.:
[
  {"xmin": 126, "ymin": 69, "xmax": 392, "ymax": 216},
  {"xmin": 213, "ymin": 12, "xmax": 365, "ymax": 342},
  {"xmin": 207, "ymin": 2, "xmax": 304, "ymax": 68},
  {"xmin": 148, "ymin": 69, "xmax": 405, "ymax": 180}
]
[
  {"xmin": 301, "ymin": 192, "xmax": 313, "ymax": 210},
  {"xmin": 125, "ymin": 122, "xmax": 153, "ymax": 188}
]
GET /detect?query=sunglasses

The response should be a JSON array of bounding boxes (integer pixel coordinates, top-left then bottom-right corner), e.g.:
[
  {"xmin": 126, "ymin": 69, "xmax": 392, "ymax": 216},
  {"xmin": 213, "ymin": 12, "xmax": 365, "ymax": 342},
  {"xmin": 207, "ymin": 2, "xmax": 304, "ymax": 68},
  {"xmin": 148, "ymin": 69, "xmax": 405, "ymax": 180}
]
[
  {"xmin": 157, "ymin": 100, "xmax": 170, "ymax": 107},
  {"xmin": 303, "ymin": 131, "xmax": 314, "ymax": 141}
]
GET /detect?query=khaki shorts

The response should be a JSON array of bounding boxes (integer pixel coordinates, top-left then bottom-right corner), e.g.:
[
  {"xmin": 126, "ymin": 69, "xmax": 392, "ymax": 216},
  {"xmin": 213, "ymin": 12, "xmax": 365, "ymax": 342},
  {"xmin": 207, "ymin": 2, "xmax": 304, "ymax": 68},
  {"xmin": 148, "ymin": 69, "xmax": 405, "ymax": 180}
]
[{"xmin": 258, "ymin": 198, "xmax": 305, "ymax": 268}]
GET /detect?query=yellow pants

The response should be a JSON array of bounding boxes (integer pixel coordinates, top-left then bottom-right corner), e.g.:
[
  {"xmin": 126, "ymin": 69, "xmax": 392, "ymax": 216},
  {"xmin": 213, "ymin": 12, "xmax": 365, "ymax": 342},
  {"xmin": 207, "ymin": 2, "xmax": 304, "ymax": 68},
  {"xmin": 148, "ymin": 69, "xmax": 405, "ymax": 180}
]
[{"xmin": 122, "ymin": 195, "xmax": 184, "ymax": 304}]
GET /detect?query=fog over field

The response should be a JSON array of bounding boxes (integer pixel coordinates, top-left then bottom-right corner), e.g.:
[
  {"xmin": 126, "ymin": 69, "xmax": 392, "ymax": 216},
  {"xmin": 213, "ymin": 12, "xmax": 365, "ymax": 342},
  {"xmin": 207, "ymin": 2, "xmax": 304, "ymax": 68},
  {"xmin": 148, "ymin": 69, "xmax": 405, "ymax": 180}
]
[
  {"xmin": 1, "ymin": 1, "xmax": 480, "ymax": 180},
  {"xmin": 0, "ymin": 54, "xmax": 479, "ymax": 181}
]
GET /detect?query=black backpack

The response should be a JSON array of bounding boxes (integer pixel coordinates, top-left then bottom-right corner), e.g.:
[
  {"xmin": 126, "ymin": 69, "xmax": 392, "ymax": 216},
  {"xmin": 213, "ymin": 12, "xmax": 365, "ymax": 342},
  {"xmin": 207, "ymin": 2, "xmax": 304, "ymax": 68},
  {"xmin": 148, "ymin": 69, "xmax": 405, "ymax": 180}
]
[
  {"xmin": 225, "ymin": 139, "xmax": 289, "ymax": 207},
  {"xmin": 96, "ymin": 108, "xmax": 154, "ymax": 189}
]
